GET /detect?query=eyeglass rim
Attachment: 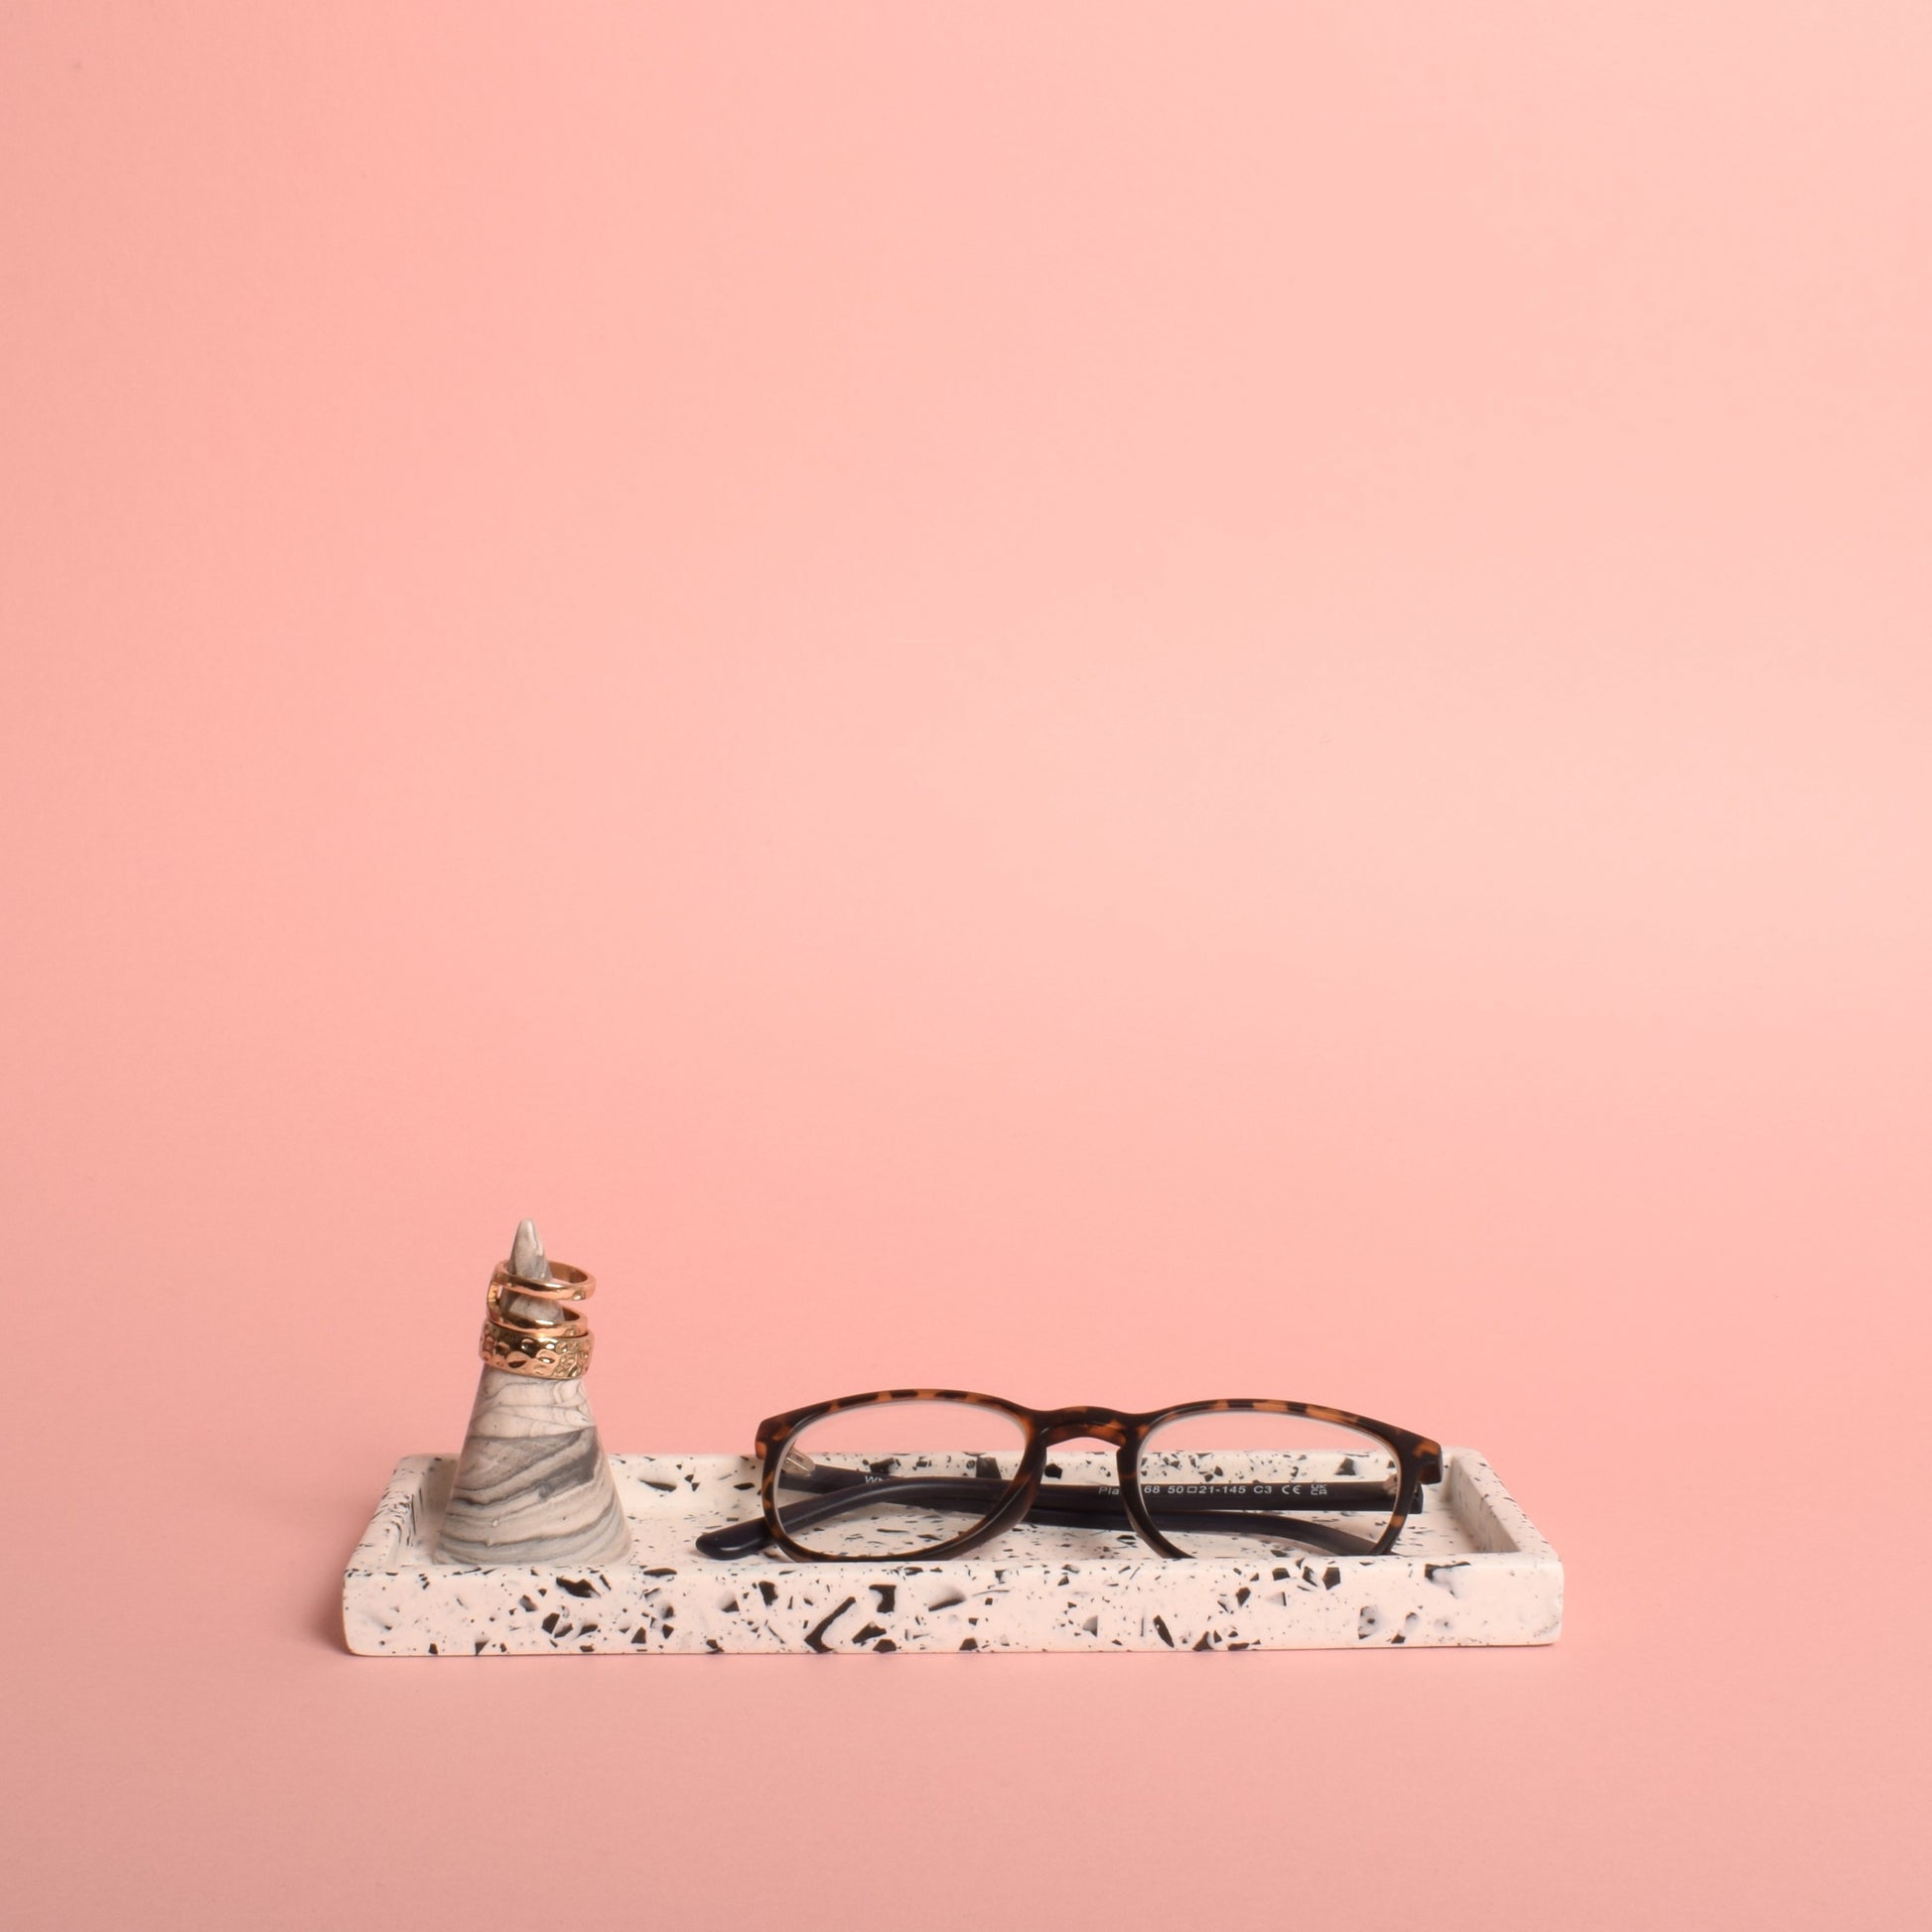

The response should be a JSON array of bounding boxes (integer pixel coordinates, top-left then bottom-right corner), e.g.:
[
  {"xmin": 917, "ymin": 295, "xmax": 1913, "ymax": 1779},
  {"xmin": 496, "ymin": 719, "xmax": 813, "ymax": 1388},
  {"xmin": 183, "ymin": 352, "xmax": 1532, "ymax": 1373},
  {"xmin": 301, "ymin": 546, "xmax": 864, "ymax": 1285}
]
[{"xmin": 752, "ymin": 1389, "xmax": 1443, "ymax": 1565}]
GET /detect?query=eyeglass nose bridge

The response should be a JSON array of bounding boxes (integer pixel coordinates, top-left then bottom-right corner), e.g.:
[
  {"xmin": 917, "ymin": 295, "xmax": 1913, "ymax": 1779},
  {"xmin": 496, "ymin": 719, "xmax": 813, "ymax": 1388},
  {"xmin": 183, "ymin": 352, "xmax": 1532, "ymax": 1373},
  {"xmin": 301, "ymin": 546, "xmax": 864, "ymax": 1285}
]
[{"xmin": 1035, "ymin": 1408, "xmax": 1132, "ymax": 1450}]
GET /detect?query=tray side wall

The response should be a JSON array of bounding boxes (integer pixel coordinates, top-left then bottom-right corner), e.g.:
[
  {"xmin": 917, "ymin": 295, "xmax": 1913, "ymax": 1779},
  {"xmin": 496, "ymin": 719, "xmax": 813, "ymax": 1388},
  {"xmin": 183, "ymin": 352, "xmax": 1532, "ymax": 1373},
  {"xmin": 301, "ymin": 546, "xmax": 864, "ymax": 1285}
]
[{"xmin": 344, "ymin": 1449, "xmax": 1561, "ymax": 1655}]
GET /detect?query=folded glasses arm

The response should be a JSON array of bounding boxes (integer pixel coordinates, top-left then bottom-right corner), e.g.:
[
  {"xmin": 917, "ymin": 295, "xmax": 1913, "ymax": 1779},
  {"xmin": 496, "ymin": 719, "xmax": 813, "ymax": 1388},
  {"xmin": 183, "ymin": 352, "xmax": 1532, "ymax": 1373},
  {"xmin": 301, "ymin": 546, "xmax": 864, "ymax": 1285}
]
[
  {"xmin": 695, "ymin": 1475, "xmax": 1005, "ymax": 1559},
  {"xmin": 693, "ymin": 1468, "xmax": 1400, "ymax": 1560}
]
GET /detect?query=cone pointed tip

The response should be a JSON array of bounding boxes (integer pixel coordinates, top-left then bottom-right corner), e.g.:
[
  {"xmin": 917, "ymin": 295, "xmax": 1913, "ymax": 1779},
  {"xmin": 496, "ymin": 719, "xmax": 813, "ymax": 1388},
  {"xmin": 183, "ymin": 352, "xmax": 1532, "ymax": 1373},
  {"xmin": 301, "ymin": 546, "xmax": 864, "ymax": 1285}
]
[{"xmin": 509, "ymin": 1217, "xmax": 547, "ymax": 1282}]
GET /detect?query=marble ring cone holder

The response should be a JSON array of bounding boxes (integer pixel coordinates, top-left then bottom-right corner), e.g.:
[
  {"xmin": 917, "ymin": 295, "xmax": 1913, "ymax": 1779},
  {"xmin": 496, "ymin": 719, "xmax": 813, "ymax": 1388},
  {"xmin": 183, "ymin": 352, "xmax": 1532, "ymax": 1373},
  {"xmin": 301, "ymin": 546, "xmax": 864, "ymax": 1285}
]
[
  {"xmin": 345, "ymin": 1446, "xmax": 1562, "ymax": 1654},
  {"xmin": 432, "ymin": 1226, "xmax": 631, "ymax": 1571}
]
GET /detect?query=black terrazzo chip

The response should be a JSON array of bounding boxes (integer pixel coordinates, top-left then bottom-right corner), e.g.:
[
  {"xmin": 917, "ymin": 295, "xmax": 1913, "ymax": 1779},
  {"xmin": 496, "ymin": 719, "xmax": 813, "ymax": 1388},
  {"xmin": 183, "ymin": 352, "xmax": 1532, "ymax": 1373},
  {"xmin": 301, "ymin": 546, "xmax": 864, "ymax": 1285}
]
[{"xmin": 804, "ymin": 1597, "xmax": 856, "ymax": 1652}]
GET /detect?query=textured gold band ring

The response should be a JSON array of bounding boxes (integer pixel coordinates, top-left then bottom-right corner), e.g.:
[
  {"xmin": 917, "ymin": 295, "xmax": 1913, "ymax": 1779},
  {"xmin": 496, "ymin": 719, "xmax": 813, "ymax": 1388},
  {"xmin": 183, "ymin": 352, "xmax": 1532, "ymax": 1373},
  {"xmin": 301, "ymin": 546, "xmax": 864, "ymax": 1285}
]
[{"xmin": 481, "ymin": 1317, "xmax": 595, "ymax": 1379}]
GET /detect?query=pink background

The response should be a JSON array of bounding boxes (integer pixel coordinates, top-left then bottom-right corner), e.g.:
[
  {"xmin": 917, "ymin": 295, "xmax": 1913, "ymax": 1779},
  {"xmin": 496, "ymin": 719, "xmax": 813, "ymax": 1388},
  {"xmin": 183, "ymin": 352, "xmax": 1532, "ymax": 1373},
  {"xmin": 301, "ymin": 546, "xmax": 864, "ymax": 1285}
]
[{"xmin": 4, "ymin": 6, "xmax": 1929, "ymax": 1928}]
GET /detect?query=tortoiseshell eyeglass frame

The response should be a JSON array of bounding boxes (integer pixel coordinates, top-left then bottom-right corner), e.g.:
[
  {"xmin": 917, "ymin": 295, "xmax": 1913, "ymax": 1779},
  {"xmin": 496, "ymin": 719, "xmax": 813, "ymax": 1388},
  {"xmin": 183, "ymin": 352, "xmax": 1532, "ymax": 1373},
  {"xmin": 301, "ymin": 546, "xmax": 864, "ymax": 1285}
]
[{"xmin": 694, "ymin": 1390, "xmax": 1445, "ymax": 1565}]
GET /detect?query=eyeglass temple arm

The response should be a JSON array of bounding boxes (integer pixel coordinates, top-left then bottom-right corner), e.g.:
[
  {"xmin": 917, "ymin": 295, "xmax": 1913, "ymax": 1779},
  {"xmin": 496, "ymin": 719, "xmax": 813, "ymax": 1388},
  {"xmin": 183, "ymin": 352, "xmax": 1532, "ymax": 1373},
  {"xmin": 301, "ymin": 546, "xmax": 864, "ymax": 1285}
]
[
  {"xmin": 693, "ymin": 1469, "xmax": 1411, "ymax": 1561},
  {"xmin": 777, "ymin": 1465, "xmax": 1410, "ymax": 1510}
]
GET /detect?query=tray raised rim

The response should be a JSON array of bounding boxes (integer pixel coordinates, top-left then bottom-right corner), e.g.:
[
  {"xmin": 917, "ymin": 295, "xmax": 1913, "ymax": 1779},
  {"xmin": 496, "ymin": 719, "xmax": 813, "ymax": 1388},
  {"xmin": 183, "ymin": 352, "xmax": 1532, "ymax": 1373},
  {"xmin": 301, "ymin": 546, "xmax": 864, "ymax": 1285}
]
[{"xmin": 342, "ymin": 1448, "xmax": 1562, "ymax": 1655}]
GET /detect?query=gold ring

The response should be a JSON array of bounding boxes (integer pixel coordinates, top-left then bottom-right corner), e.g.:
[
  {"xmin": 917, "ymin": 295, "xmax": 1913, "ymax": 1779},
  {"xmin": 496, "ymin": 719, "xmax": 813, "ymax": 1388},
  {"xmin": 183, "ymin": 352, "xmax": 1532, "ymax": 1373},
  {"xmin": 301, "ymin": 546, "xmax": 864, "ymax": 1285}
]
[
  {"xmin": 490, "ymin": 1261, "xmax": 595, "ymax": 1304},
  {"xmin": 481, "ymin": 1317, "xmax": 595, "ymax": 1379},
  {"xmin": 485, "ymin": 1282, "xmax": 589, "ymax": 1337}
]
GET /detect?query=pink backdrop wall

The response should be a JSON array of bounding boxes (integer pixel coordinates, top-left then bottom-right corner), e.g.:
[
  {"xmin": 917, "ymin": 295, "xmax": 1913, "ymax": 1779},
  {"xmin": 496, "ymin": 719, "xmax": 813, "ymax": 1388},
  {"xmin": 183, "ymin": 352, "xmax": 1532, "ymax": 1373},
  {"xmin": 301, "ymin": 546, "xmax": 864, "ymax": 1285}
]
[{"xmin": 4, "ymin": 6, "xmax": 1928, "ymax": 1928}]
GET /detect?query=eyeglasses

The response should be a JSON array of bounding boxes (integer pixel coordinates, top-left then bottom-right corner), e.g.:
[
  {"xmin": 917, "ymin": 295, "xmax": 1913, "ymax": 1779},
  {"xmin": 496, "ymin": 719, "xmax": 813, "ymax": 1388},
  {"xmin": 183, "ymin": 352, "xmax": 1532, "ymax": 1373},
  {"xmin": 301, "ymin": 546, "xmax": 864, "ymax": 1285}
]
[{"xmin": 695, "ymin": 1390, "xmax": 1443, "ymax": 1564}]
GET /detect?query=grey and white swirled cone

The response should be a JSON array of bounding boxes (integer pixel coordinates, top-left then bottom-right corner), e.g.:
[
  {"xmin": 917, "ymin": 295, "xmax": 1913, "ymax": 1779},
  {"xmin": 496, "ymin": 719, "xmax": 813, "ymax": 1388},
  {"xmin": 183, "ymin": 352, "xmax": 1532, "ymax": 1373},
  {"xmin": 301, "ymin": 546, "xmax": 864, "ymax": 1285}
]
[
  {"xmin": 432, "ymin": 1221, "xmax": 631, "ymax": 1567},
  {"xmin": 435, "ymin": 1370, "xmax": 631, "ymax": 1565}
]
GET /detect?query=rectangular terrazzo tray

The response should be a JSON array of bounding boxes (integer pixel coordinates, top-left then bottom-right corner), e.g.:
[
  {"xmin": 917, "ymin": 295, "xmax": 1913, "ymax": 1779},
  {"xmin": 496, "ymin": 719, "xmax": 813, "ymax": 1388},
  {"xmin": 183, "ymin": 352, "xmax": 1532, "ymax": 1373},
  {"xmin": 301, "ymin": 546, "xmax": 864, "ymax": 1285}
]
[{"xmin": 343, "ymin": 1449, "xmax": 1562, "ymax": 1654}]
